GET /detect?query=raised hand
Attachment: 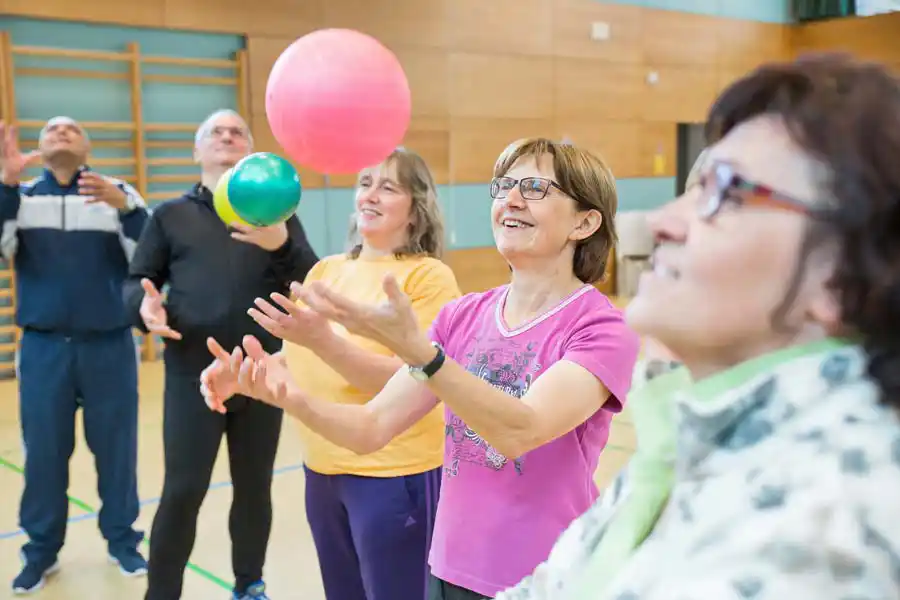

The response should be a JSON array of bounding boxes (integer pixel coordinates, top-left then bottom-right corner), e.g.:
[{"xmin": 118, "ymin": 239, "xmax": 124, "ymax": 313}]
[
  {"xmin": 237, "ymin": 335, "xmax": 296, "ymax": 408},
  {"xmin": 139, "ymin": 278, "xmax": 182, "ymax": 340},
  {"xmin": 0, "ymin": 122, "xmax": 41, "ymax": 186},
  {"xmin": 230, "ymin": 222, "xmax": 288, "ymax": 251},
  {"xmin": 78, "ymin": 171, "xmax": 127, "ymax": 210},
  {"xmin": 290, "ymin": 274, "xmax": 430, "ymax": 364},
  {"xmin": 200, "ymin": 337, "xmax": 244, "ymax": 413},
  {"xmin": 201, "ymin": 334, "xmax": 297, "ymax": 411},
  {"xmin": 247, "ymin": 291, "xmax": 334, "ymax": 350}
]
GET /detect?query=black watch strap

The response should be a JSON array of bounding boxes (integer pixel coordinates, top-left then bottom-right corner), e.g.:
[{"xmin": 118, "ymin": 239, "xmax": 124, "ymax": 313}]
[{"xmin": 420, "ymin": 343, "xmax": 446, "ymax": 377}]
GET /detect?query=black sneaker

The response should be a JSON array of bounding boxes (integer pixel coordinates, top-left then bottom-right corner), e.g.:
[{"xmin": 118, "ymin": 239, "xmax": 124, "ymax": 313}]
[
  {"xmin": 108, "ymin": 546, "xmax": 148, "ymax": 577},
  {"xmin": 11, "ymin": 551, "xmax": 60, "ymax": 595}
]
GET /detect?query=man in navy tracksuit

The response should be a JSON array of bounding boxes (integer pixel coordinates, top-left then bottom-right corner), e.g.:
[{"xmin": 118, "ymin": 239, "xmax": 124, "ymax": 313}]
[{"xmin": 0, "ymin": 117, "xmax": 149, "ymax": 594}]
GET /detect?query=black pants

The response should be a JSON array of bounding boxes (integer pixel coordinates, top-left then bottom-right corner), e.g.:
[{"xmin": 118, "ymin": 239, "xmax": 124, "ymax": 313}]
[
  {"xmin": 428, "ymin": 575, "xmax": 492, "ymax": 600},
  {"xmin": 144, "ymin": 371, "xmax": 284, "ymax": 599}
]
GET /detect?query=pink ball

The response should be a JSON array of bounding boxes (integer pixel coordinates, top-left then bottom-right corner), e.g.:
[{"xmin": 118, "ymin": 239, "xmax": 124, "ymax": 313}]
[{"xmin": 265, "ymin": 29, "xmax": 412, "ymax": 175}]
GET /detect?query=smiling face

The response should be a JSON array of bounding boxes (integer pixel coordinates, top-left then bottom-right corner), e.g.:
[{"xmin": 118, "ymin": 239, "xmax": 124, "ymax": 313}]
[
  {"xmin": 354, "ymin": 159, "xmax": 415, "ymax": 253},
  {"xmin": 626, "ymin": 114, "xmax": 839, "ymax": 374},
  {"xmin": 490, "ymin": 139, "xmax": 616, "ymax": 283},
  {"xmin": 491, "ymin": 154, "xmax": 580, "ymax": 260},
  {"xmin": 194, "ymin": 110, "xmax": 252, "ymax": 170}
]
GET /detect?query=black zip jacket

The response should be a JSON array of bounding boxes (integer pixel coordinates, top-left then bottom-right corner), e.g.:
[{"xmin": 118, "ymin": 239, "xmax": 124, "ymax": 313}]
[{"xmin": 123, "ymin": 183, "xmax": 319, "ymax": 374}]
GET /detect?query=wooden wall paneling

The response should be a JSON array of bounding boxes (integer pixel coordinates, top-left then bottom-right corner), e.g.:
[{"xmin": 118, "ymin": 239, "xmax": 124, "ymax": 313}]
[
  {"xmin": 551, "ymin": 0, "xmax": 644, "ymax": 63},
  {"xmin": 162, "ymin": 0, "xmax": 322, "ymax": 36},
  {"xmin": 447, "ymin": 53, "xmax": 555, "ymax": 120},
  {"xmin": 641, "ymin": 10, "xmax": 721, "ymax": 67},
  {"xmin": 553, "ymin": 119, "xmax": 643, "ymax": 179},
  {"xmin": 553, "ymin": 60, "xmax": 646, "ymax": 122},
  {"xmin": 391, "ymin": 46, "xmax": 451, "ymax": 118},
  {"xmin": 715, "ymin": 21, "xmax": 790, "ymax": 68},
  {"xmin": 791, "ymin": 12, "xmax": 899, "ymax": 64},
  {"xmin": 714, "ymin": 21, "xmax": 790, "ymax": 96},
  {"xmin": 322, "ymin": 0, "xmax": 451, "ymax": 50},
  {"xmin": 4, "ymin": 0, "xmax": 166, "ymax": 27},
  {"xmin": 402, "ymin": 115, "xmax": 451, "ymax": 185},
  {"xmin": 447, "ymin": 0, "xmax": 553, "ymax": 57},
  {"xmin": 640, "ymin": 65, "xmax": 720, "ymax": 123},
  {"xmin": 449, "ymin": 117, "xmax": 556, "ymax": 183},
  {"xmin": 245, "ymin": 36, "xmax": 295, "ymax": 116}
]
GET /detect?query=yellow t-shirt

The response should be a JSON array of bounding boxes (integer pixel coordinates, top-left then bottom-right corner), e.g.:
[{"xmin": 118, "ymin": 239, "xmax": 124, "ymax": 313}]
[{"xmin": 284, "ymin": 252, "xmax": 462, "ymax": 477}]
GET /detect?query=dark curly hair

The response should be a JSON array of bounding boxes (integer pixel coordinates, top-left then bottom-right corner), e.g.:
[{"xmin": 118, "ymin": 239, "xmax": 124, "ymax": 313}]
[{"xmin": 704, "ymin": 52, "xmax": 900, "ymax": 406}]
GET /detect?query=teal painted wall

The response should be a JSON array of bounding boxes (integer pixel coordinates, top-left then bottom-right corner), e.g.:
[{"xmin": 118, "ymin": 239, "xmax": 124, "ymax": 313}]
[{"xmin": 598, "ymin": 0, "xmax": 791, "ymax": 22}]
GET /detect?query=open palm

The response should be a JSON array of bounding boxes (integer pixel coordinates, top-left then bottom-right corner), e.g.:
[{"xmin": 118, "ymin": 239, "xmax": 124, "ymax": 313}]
[
  {"xmin": 0, "ymin": 122, "xmax": 41, "ymax": 185},
  {"xmin": 290, "ymin": 274, "xmax": 421, "ymax": 357},
  {"xmin": 202, "ymin": 335, "xmax": 297, "ymax": 411}
]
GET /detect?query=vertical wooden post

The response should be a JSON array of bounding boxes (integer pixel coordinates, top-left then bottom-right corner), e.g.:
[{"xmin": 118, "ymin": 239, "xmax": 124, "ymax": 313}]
[
  {"xmin": 128, "ymin": 41, "xmax": 155, "ymax": 361},
  {"xmin": 0, "ymin": 32, "xmax": 21, "ymax": 369},
  {"xmin": 0, "ymin": 31, "xmax": 16, "ymax": 123},
  {"xmin": 235, "ymin": 47, "xmax": 251, "ymax": 120}
]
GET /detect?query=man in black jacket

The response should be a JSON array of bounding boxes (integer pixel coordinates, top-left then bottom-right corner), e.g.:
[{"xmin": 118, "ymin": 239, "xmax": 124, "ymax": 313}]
[{"xmin": 123, "ymin": 109, "xmax": 319, "ymax": 600}]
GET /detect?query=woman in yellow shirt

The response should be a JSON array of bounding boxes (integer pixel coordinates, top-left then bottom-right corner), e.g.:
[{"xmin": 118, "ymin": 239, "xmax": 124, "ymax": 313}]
[{"xmin": 237, "ymin": 147, "xmax": 461, "ymax": 600}]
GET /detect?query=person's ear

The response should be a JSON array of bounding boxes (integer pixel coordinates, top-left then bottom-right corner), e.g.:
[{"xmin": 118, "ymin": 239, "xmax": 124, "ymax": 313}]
[
  {"xmin": 570, "ymin": 209, "xmax": 602, "ymax": 242},
  {"xmin": 804, "ymin": 247, "xmax": 841, "ymax": 332}
]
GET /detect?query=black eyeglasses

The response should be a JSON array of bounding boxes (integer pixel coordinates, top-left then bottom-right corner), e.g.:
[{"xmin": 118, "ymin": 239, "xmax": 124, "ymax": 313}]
[
  {"xmin": 697, "ymin": 161, "xmax": 814, "ymax": 220},
  {"xmin": 490, "ymin": 176, "xmax": 565, "ymax": 201}
]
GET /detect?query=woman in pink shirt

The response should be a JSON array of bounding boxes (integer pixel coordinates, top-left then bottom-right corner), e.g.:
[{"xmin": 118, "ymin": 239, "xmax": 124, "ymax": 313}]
[{"xmin": 201, "ymin": 138, "xmax": 641, "ymax": 599}]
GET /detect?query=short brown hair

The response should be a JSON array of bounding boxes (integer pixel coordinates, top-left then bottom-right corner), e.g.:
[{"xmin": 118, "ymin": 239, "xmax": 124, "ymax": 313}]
[
  {"xmin": 348, "ymin": 147, "xmax": 446, "ymax": 260},
  {"xmin": 705, "ymin": 52, "xmax": 900, "ymax": 406},
  {"xmin": 493, "ymin": 138, "xmax": 618, "ymax": 283}
]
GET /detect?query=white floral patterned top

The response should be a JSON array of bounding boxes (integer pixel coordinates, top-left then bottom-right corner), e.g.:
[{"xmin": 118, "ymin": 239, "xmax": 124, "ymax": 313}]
[{"xmin": 497, "ymin": 339, "xmax": 900, "ymax": 600}]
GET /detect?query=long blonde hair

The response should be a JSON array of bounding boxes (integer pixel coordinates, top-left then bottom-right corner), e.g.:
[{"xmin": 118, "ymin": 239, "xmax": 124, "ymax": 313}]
[{"xmin": 347, "ymin": 148, "xmax": 446, "ymax": 260}]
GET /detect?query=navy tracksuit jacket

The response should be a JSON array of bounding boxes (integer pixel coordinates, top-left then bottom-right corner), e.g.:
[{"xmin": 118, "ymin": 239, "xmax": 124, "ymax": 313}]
[{"xmin": 0, "ymin": 166, "xmax": 149, "ymax": 563}]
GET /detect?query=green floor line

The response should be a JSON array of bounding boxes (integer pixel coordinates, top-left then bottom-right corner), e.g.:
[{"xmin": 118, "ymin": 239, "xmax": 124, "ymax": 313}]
[{"xmin": 0, "ymin": 454, "xmax": 232, "ymax": 592}]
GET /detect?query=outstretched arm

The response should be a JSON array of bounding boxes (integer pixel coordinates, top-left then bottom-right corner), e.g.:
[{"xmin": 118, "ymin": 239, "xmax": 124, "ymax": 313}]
[
  {"xmin": 205, "ymin": 334, "xmax": 439, "ymax": 455},
  {"xmin": 291, "ymin": 277, "xmax": 640, "ymax": 460},
  {"xmin": 251, "ymin": 261, "xmax": 462, "ymax": 394},
  {"xmin": 284, "ymin": 363, "xmax": 441, "ymax": 454}
]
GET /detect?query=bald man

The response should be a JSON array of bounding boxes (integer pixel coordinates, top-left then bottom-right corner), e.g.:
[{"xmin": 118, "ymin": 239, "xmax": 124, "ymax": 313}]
[{"xmin": 0, "ymin": 117, "xmax": 149, "ymax": 594}]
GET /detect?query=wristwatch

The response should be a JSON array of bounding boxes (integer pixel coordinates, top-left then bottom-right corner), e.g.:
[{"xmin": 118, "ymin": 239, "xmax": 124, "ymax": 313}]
[{"xmin": 407, "ymin": 342, "xmax": 446, "ymax": 381}]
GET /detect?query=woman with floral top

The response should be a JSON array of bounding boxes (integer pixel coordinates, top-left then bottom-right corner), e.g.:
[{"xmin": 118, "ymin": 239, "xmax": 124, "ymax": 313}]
[{"xmin": 495, "ymin": 53, "xmax": 900, "ymax": 599}]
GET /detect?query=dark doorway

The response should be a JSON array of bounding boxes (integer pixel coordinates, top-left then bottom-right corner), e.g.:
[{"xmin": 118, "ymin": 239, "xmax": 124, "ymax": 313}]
[{"xmin": 676, "ymin": 123, "xmax": 706, "ymax": 195}]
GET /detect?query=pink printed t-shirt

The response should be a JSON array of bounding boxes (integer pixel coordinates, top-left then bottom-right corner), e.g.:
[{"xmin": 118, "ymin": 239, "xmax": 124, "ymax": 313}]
[{"xmin": 427, "ymin": 284, "xmax": 641, "ymax": 597}]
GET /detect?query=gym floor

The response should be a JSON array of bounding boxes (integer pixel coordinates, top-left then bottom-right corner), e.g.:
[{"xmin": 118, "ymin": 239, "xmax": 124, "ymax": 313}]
[{"xmin": 0, "ymin": 360, "xmax": 636, "ymax": 599}]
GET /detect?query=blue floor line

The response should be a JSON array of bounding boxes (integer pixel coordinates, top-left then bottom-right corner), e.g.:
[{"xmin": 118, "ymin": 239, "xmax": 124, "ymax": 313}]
[{"xmin": 0, "ymin": 462, "xmax": 305, "ymax": 541}]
